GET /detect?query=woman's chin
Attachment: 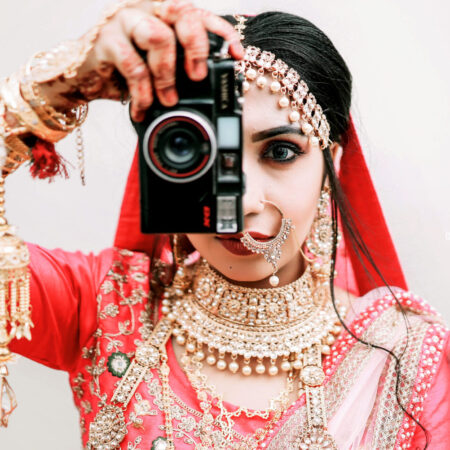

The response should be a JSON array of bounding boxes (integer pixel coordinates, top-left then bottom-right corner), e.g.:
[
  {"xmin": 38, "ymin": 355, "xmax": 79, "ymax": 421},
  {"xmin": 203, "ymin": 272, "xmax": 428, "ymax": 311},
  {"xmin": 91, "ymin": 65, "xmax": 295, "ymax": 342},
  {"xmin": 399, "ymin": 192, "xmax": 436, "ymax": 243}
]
[{"xmin": 207, "ymin": 259, "xmax": 273, "ymax": 285}]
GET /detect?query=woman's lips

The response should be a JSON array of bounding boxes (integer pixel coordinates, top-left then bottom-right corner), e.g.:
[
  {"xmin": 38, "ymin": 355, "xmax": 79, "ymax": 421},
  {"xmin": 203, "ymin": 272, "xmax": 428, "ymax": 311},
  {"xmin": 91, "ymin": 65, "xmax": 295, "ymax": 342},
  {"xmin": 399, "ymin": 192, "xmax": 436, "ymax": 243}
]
[{"xmin": 216, "ymin": 232, "xmax": 272, "ymax": 256}]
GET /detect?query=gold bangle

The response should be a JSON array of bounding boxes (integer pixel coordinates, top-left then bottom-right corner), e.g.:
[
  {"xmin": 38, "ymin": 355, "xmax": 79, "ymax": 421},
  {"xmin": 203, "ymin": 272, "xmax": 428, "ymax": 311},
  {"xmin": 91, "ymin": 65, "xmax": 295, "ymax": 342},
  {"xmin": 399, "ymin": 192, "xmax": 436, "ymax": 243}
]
[
  {"xmin": 0, "ymin": 75, "xmax": 67, "ymax": 143},
  {"xmin": 20, "ymin": 71, "xmax": 88, "ymax": 133}
]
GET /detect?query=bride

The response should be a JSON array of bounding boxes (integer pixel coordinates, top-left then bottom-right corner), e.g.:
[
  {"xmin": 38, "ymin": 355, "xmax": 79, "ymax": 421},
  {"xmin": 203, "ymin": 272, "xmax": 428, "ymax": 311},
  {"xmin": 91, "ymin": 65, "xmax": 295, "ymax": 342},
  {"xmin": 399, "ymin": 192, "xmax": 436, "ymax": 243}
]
[{"xmin": 0, "ymin": 1, "xmax": 448, "ymax": 448}]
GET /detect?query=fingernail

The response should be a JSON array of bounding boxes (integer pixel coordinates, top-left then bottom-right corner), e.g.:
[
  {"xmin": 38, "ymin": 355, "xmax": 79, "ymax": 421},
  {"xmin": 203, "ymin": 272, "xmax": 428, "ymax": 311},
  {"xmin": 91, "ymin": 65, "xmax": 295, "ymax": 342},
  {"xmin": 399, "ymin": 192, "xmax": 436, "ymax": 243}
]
[
  {"xmin": 192, "ymin": 59, "xmax": 207, "ymax": 80},
  {"xmin": 161, "ymin": 87, "xmax": 178, "ymax": 105}
]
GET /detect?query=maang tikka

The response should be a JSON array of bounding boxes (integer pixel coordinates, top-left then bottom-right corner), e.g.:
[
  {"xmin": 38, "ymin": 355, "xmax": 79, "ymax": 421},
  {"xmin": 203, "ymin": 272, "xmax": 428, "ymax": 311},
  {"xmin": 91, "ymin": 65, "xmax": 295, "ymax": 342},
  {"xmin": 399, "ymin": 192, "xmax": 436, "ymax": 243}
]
[{"xmin": 240, "ymin": 200, "xmax": 293, "ymax": 287}]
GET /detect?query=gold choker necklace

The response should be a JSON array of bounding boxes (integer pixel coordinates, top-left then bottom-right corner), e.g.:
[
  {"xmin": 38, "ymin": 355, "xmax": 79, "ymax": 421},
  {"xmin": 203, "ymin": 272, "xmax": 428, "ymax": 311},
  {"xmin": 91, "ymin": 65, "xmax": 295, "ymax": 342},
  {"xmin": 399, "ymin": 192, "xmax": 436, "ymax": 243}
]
[{"xmin": 167, "ymin": 259, "xmax": 344, "ymax": 377}]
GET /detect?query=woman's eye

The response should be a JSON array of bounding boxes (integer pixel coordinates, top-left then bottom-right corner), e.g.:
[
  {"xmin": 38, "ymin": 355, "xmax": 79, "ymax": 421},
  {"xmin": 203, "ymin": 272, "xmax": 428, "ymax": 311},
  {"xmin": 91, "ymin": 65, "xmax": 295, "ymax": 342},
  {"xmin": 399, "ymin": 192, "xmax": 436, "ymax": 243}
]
[{"xmin": 262, "ymin": 142, "xmax": 304, "ymax": 163}]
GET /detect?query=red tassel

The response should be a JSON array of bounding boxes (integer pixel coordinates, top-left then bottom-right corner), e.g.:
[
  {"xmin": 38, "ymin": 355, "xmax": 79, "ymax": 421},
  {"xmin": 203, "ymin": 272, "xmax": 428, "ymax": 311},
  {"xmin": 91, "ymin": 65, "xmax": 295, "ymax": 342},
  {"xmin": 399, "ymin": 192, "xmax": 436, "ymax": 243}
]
[{"xmin": 30, "ymin": 139, "xmax": 68, "ymax": 181}]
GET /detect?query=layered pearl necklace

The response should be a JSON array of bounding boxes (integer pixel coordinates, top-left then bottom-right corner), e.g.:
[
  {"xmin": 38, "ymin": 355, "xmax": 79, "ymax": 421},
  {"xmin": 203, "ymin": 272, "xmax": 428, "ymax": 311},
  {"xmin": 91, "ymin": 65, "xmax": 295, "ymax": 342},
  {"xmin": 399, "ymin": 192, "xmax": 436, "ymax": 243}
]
[{"xmin": 169, "ymin": 259, "xmax": 344, "ymax": 378}]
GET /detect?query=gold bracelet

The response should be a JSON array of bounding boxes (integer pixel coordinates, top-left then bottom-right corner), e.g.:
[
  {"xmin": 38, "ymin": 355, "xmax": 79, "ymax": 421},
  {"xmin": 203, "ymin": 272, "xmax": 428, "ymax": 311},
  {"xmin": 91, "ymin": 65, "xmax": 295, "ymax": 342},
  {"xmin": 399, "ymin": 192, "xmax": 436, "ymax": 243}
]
[
  {"xmin": 20, "ymin": 70, "xmax": 88, "ymax": 133},
  {"xmin": 0, "ymin": 75, "xmax": 67, "ymax": 143}
]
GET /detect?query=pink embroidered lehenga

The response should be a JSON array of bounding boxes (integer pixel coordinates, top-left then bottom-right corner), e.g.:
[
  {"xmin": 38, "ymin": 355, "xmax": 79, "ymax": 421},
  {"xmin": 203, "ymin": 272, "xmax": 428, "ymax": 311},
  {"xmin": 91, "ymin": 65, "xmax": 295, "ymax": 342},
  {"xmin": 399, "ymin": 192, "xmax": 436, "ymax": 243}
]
[{"xmin": 11, "ymin": 119, "xmax": 450, "ymax": 449}]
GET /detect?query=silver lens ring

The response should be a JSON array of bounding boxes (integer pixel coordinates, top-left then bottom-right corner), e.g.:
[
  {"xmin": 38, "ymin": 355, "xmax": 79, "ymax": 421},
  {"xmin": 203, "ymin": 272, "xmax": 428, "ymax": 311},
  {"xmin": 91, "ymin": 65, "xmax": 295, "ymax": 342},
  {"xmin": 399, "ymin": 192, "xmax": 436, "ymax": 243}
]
[{"xmin": 143, "ymin": 110, "xmax": 217, "ymax": 184}]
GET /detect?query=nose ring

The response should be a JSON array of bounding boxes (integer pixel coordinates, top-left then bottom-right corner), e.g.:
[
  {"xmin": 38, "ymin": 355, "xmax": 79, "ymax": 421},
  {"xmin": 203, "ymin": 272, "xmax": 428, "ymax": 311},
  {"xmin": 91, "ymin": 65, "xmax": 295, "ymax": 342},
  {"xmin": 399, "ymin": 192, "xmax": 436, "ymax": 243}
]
[{"xmin": 240, "ymin": 200, "xmax": 293, "ymax": 286}]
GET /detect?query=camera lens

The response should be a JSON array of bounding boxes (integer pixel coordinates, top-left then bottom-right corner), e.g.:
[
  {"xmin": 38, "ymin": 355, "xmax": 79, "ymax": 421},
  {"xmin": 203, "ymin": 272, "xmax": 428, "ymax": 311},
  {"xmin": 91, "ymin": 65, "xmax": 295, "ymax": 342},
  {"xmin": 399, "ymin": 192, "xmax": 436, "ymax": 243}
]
[
  {"xmin": 161, "ymin": 128, "xmax": 203, "ymax": 169},
  {"xmin": 169, "ymin": 134, "xmax": 192, "ymax": 164},
  {"xmin": 144, "ymin": 111, "xmax": 217, "ymax": 183}
]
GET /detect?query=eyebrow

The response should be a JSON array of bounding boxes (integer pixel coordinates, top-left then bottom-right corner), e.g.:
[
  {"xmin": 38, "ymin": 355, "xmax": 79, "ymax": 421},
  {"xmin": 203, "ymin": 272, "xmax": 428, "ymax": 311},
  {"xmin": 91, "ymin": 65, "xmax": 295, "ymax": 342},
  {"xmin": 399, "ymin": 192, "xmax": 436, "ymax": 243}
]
[{"xmin": 251, "ymin": 125, "xmax": 305, "ymax": 142}]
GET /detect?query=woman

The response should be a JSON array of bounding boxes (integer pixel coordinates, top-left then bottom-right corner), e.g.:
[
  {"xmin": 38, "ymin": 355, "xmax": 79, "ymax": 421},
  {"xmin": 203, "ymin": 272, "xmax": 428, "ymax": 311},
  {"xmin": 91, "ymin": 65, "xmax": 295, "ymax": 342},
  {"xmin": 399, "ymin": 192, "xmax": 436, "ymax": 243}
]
[{"xmin": 0, "ymin": 0, "xmax": 448, "ymax": 448}]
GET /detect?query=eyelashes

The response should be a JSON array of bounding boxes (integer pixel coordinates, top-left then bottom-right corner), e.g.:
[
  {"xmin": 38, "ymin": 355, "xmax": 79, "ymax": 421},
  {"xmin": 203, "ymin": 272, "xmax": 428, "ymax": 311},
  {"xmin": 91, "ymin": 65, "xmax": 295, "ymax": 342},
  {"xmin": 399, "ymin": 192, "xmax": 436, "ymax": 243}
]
[{"xmin": 261, "ymin": 140, "xmax": 305, "ymax": 164}]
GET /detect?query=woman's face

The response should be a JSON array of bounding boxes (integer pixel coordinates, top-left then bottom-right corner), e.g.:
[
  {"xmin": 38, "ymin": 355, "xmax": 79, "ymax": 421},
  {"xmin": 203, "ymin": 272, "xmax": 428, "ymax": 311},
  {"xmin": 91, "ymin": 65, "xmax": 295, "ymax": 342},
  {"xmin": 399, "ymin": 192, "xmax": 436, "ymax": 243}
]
[{"xmin": 187, "ymin": 75, "xmax": 330, "ymax": 288}]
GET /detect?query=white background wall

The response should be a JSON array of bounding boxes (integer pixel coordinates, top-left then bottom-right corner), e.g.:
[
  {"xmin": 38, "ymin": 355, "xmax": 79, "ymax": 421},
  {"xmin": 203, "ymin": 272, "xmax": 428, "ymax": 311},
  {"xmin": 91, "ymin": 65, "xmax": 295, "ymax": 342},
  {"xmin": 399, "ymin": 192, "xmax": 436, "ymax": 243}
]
[{"xmin": 1, "ymin": 0, "xmax": 449, "ymax": 448}]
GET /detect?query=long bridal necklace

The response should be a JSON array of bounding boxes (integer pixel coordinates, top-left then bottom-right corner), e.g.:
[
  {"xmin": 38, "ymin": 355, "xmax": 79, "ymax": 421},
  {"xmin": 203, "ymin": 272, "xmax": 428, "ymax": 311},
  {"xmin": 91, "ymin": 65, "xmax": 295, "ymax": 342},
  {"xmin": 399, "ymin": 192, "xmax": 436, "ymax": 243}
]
[{"xmin": 87, "ymin": 258, "xmax": 344, "ymax": 450}]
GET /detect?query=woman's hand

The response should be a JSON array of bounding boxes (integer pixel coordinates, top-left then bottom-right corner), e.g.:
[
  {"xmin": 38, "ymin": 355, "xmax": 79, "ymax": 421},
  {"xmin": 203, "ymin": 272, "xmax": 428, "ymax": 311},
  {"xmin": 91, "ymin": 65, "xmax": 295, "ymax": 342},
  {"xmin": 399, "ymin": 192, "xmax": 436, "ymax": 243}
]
[{"xmin": 43, "ymin": 0, "xmax": 244, "ymax": 122}]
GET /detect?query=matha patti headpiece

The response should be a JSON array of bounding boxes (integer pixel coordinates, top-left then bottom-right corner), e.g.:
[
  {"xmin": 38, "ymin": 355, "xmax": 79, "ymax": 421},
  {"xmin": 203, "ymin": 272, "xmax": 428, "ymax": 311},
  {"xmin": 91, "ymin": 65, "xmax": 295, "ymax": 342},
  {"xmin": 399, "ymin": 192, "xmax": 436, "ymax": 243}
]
[{"xmin": 233, "ymin": 14, "xmax": 331, "ymax": 150}]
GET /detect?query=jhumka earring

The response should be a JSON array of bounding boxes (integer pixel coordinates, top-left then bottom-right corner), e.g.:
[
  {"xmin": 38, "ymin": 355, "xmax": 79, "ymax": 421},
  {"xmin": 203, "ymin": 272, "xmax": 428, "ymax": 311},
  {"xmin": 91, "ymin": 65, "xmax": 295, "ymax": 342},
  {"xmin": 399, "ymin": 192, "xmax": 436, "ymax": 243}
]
[
  {"xmin": 299, "ymin": 186, "xmax": 340, "ymax": 306},
  {"xmin": 240, "ymin": 200, "xmax": 293, "ymax": 287},
  {"xmin": 305, "ymin": 186, "xmax": 335, "ymax": 264},
  {"xmin": 303, "ymin": 186, "xmax": 339, "ymax": 268}
]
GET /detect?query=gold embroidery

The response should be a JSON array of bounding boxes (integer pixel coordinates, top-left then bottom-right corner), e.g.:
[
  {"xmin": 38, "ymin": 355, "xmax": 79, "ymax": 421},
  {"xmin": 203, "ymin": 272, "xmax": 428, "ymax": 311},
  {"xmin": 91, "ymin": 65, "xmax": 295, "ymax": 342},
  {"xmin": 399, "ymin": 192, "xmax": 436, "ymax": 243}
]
[
  {"xmin": 101, "ymin": 303, "xmax": 119, "ymax": 318},
  {"xmin": 76, "ymin": 253, "xmax": 152, "ymax": 418},
  {"xmin": 128, "ymin": 436, "xmax": 143, "ymax": 450},
  {"xmin": 128, "ymin": 386, "xmax": 158, "ymax": 430},
  {"xmin": 137, "ymin": 302, "xmax": 154, "ymax": 343},
  {"xmin": 72, "ymin": 373, "xmax": 85, "ymax": 399},
  {"xmin": 266, "ymin": 306, "xmax": 428, "ymax": 449},
  {"xmin": 370, "ymin": 319, "xmax": 429, "ymax": 448},
  {"xmin": 81, "ymin": 400, "xmax": 93, "ymax": 415}
]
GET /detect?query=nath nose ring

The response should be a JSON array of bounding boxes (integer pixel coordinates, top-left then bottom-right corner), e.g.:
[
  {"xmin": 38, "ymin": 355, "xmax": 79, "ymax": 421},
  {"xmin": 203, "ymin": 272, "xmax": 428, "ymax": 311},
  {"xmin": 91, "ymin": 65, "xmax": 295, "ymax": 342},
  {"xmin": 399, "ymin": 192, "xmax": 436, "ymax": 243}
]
[{"xmin": 240, "ymin": 200, "xmax": 293, "ymax": 287}]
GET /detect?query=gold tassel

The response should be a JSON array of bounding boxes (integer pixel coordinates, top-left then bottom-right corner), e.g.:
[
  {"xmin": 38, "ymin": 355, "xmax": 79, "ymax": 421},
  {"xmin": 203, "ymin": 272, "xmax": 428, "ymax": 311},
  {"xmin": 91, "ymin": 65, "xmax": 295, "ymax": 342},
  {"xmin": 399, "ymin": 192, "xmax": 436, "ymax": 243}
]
[{"xmin": 0, "ymin": 175, "xmax": 32, "ymax": 427}]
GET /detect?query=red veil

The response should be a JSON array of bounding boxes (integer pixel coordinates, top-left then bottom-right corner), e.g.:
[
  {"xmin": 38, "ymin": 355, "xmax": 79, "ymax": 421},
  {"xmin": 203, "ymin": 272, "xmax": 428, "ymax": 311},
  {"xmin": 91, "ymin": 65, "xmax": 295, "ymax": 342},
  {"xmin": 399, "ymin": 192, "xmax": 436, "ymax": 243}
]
[{"xmin": 114, "ymin": 116, "xmax": 408, "ymax": 297}]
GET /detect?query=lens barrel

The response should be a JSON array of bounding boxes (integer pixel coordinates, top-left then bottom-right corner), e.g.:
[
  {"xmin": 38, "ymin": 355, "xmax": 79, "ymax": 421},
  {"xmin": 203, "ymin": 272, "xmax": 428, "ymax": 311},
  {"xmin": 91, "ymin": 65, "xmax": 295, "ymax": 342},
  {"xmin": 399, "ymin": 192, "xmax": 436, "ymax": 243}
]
[{"xmin": 143, "ymin": 110, "xmax": 217, "ymax": 183}]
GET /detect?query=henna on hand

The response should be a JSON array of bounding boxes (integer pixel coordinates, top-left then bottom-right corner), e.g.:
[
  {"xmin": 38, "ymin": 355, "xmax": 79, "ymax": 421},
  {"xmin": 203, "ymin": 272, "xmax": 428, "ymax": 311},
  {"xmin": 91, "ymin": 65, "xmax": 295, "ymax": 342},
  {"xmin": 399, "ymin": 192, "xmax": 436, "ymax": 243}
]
[{"xmin": 33, "ymin": 1, "xmax": 243, "ymax": 121}]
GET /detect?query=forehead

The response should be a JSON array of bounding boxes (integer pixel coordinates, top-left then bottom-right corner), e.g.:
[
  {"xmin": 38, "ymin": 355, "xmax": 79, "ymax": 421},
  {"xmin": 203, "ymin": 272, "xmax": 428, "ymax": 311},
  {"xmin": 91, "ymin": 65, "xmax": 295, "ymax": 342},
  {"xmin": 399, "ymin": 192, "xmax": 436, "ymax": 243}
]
[{"xmin": 242, "ymin": 74, "xmax": 301, "ymax": 135}]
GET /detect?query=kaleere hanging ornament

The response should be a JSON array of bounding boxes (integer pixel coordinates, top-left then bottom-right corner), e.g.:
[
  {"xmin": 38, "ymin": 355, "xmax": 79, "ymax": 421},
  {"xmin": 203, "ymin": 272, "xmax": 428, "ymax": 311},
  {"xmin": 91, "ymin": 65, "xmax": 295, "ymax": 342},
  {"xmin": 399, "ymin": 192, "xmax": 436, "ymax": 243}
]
[{"xmin": 0, "ymin": 175, "xmax": 32, "ymax": 427}]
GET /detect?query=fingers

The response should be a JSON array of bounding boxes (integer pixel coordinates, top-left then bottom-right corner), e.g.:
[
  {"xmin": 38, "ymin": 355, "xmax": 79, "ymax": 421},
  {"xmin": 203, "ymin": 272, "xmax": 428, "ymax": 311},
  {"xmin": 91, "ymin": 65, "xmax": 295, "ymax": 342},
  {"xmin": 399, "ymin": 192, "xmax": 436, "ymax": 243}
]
[
  {"xmin": 104, "ymin": 36, "xmax": 153, "ymax": 122},
  {"xmin": 174, "ymin": 11, "xmax": 210, "ymax": 81},
  {"xmin": 99, "ymin": 2, "xmax": 244, "ymax": 120},
  {"xmin": 198, "ymin": 10, "xmax": 245, "ymax": 60},
  {"xmin": 128, "ymin": 14, "xmax": 178, "ymax": 107},
  {"xmin": 159, "ymin": 0, "xmax": 244, "ymax": 80}
]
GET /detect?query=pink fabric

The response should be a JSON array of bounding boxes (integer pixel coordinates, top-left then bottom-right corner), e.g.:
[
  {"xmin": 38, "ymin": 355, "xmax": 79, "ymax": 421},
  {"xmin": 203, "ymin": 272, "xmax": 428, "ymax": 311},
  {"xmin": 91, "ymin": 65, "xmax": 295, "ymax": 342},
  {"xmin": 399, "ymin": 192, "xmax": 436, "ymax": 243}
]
[
  {"xmin": 410, "ymin": 332, "xmax": 450, "ymax": 449},
  {"xmin": 261, "ymin": 290, "xmax": 449, "ymax": 449},
  {"xmin": 328, "ymin": 336, "xmax": 394, "ymax": 448}
]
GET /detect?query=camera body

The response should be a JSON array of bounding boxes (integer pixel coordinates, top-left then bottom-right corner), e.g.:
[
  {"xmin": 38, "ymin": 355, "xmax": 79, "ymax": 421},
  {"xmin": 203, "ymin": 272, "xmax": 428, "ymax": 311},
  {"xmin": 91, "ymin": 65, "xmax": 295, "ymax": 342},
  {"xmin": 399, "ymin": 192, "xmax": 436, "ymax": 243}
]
[{"xmin": 132, "ymin": 34, "xmax": 244, "ymax": 234}]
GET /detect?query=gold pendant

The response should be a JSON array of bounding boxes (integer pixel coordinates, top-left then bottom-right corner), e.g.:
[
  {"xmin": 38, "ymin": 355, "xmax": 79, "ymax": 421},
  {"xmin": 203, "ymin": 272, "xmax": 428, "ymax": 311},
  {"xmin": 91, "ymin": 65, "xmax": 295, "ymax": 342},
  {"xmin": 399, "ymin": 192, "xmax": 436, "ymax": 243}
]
[
  {"xmin": 87, "ymin": 404, "xmax": 127, "ymax": 450},
  {"xmin": 294, "ymin": 427, "xmax": 337, "ymax": 449}
]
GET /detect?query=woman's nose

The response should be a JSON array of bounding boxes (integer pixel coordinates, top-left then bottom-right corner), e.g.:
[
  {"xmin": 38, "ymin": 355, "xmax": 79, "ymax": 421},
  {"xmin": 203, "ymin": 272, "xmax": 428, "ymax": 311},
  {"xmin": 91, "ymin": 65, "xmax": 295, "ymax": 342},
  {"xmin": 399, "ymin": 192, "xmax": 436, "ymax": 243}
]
[{"xmin": 242, "ymin": 154, "xmax": 265, "ymax": 217}]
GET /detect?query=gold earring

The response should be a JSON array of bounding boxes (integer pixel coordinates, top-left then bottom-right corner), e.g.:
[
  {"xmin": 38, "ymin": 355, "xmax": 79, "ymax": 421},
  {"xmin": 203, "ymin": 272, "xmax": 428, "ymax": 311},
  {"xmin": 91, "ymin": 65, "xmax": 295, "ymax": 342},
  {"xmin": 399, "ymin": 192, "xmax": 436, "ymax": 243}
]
[
  {"xmin": 240, "ymin": 200, "xmax": 293, "ymax": 287},
  {"xmin": 305, "ymin": 186, "xmax": 338, "ymax": 265},
  {"xmin": 301, "ymin": 186, "xmax": 340, "ymax": 304}
]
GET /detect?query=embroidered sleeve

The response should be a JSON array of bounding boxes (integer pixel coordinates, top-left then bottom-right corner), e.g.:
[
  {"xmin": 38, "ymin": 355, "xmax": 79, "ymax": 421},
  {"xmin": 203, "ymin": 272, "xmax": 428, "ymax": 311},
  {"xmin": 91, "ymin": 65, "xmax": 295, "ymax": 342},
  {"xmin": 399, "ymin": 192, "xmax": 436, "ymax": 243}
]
[{"xmin": 9, "ymin": 243, "xmax": 115, "ymax": 371}]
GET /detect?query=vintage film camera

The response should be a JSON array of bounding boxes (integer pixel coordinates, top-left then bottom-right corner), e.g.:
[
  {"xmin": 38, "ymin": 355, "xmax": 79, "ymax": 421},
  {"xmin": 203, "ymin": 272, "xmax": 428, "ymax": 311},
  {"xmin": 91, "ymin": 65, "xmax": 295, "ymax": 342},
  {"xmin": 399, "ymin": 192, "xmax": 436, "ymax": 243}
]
[{"xmin": 132, "ymin": 33, "xmax": 244, "ymax": 234}]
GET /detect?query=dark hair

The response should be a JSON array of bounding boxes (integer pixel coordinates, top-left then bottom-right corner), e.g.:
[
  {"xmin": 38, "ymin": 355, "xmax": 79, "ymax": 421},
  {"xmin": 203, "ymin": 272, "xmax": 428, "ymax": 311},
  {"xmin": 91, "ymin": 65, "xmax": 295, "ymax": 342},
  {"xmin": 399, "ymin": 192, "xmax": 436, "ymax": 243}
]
[{"xmin": 224, "ymin": 11, "xmax": 429, "ymax": 447}]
